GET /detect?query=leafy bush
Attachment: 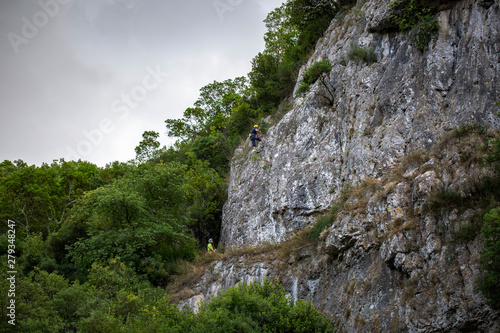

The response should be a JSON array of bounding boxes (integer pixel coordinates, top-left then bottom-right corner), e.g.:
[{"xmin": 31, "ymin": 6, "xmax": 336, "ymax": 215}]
[
  {"xmin": 389, "ymin": 0, "xmax": 439, "ymax": 50},
  {"xmin": 86, "ymin": 257, "xmax": 148, "ymax": 298},
  {"xmin": 485, "ymin": 137, "xmax": 500, "ymax": 175},
  {"xmin": 479, "ymin": 207, "xmax": 500, "ymax": 309},
  {"xmin": 295, "ymin": 82, "xmax": 311, "ymax": 97},
  {"xmin": 8, "ymin": 278, "xmax": 332, "ymax": 333},
  {"xmin": 296, "ymin": 59, "xmax": 335, "ymax": 105},
  {"xmin": 3, "ymin": 269, "xmax": 105, "ymax": 333},
  {"xmin": 302, "ymin": 59, "xmax": 333, "ymax": 85},
  {"xmin": 310, "ymin": 204, "xmax": 341, "ymax": 241},
  {"xmin": 121, "ymin": 297, "xmax": 194, "ymax": 333},
  {"xmin": 66, "ymin": 162, "xmax": 197, "ymax": 284},
  {"xmin": 194, "ymin": 278, "xmax": 334, "ymax": 332},
  {"xmin": 346, "ymin": 43, "xmax": 377, "ymax": 64},
  {"xmin": 422, "ymin": 188, "xmax": 465, "ymax": 215},
  {"xmin": 413, "ymin": 14, "xmax": 440, "ymax": 50},
  {"xmin": 249, "ymin": 0, "xmax": 339, "ymax": 113}
]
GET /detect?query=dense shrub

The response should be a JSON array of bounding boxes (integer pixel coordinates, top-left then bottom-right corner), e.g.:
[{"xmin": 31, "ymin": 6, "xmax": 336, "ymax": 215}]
[
  {"xmin": 479, "ymin": 116, "xmax": 500, "ymax": 308},
  {"xmin": 295, "ymin": 82, "xmax": 311, "ymax": 97},
  {"xmin": 310, "ymin": 204, "xmax": 341, "ymax": 241},
  {"xmin": 302, "ymin": 60, "xmax": 333, "ymax": 85},
  {"xmin": 1, "ymin": 271, "xmax": 333, "ymax": 333},
  {"xmin": 1, "ymin": 269, "xmax": 104, "ymax": 333},
  {"xmin": 479, "ymin": 207, "xmax": 500, "ymax": 309},
  {"xmin": 389, "ymin": 0, "xmax": 440, "ymax": 50},
  {"xmin": 193, "ymin": 278, "xmax": 334, "ymax": 332},
  {"xmin": 346, "ymin": 43, "xmax": 377, "ymax": 64},
  {"xmin": 66, "ymin": 162, "xmax": 197, "ymax": 284},
  {"xmin": 296, "ymin": 59, "xmax": 335, "ymax": 105}
]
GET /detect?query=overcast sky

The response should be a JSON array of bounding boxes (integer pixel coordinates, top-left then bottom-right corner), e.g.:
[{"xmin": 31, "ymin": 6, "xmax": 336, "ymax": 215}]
[{"xmin": 0, "ymin": 0, "xmax": 284, "ymax": 167}]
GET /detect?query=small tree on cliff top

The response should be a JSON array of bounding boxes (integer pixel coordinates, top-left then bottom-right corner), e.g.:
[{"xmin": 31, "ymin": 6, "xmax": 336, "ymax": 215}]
[{"xmin": 296, "ymin": 59, "xmax": 335, "ymax": 105}]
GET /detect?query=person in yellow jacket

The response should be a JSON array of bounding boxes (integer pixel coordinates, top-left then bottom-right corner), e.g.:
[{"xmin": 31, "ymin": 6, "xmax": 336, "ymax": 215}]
[{"xmin": 207, "ymin": 238, "xmax": 217, "ymax": 253}]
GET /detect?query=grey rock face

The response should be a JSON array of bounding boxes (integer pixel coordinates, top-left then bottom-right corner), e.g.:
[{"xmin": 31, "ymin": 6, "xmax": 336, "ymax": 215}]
[
  {"xmin": 221, "ymin": 0, "xmax": 500, "ymax": 249},
  {"xmin": 181, "ymin": 134, "xmax": 500, "ymax": 331},
  {"xmin": 180, "ymin": 0, "xmax": 500, "ymax": 332}
]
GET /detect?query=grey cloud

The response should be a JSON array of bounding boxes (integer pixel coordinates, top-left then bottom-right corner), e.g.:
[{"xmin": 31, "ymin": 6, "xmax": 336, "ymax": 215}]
[{"xmin": 0, "ymin": 0, "xmax": 284, "ymax": 166}]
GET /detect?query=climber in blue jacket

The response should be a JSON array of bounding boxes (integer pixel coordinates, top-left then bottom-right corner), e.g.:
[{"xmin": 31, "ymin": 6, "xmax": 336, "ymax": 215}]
[{"xmin": 249, "ymin": 125, "xmax": 264, "ymax": 153}]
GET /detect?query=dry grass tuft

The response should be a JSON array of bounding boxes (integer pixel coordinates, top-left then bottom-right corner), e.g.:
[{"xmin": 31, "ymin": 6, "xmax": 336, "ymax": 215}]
[
  {"xmin": 379, "ymin": 219, "xmax": 417, "ymax": 242},
  {"xmin": 167, "ymin": 243, "xmax": 281, "ymax": 303},
  {"xmin": 279, "ymin": 229, "xmax": 316, "ymax": 259},
  {"xmin": 168, "ymin": 288, "xmax": 198, "ymax": 304},
  {"xmin": 167, "ymin": 262, "xmax": 207, "ymax": 302},
  {"xmin": 222, "ymin": 242, "xmax": 280, "ymax": 261}
]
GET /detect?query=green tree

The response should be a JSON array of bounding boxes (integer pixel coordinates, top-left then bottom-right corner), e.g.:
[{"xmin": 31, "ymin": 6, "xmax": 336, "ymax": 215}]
[
  {"xmin": 248, "ymin": 0, "xmax": 338, "ymax": 114},
  {"xmin": 99, "ymin": 160, "xmax": 135, "ymax": 183},
  {"xmin": 283, "ymin": 0, "xmax": 338, "ymax": 69},
  {"xmin": 195, "ymin": 77, "xmax": 248, "ymax": 118},
  {"xmin": 189, "ymin": 133, "xmax": 234, "ymax": 175},
  {"xmin": 296, "ymin": 59, "xmax": 335, "ymax": 105},
  {"xmin": 263, "ymin": 4, "xmax": 299, "ymax": 62},
  {"xmin": 479, "ymin": 207, "xmax": 500, "ymax": 309},
  {"xmin": 249, "ymin": 52, "xmax": 294, "ymax": 113},
  {"xmin": 0, "ymin": 160, "xmax": 100, "ymax": 237},
  {"xmin": 0, "ymin": 159, "xmax": 19, "ymax": 177},
  {"xmin": 165, "ymin": 77, "xmax": 249, "ymax": 141},
  {"xmin": 388, "ymin": 0, "xmax": 440, "ymax": 50},
  {"xmin": 192, "ymin": 279, "xmax": 334, "ymax": 332},
  {"xmin": 66, "ymin": 162, "xmax": 196, "ymax": 284},
  {"xmin": 135, "ymin": 130, "xmax": 161, "ymax": 162},
  {"xmin": 185, "ymin": 159, "xmax": 227, "ymax": 245},
  {"xmin": 227, "ymin": 102, "xmax": 260, "ymax": 138},
  {"xmin": 18, "ymin": 233, "xmax": 57, "ymax": 275}
]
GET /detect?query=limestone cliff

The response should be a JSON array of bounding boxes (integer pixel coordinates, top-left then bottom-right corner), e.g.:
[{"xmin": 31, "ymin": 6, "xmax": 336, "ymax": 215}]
[
  {"xmin": 221, "ymin": 0, "xmax": 500, "ymax": 248},
  {"xmin": 176, "ymin": 0, "xmax": 500, "ymax": 331}
]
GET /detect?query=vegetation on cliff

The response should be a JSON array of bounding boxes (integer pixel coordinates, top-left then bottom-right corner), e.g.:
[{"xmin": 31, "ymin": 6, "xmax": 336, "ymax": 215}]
[{"xmin": 388, "ymin": 0, "xmax": 440, "ymax": 50}]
